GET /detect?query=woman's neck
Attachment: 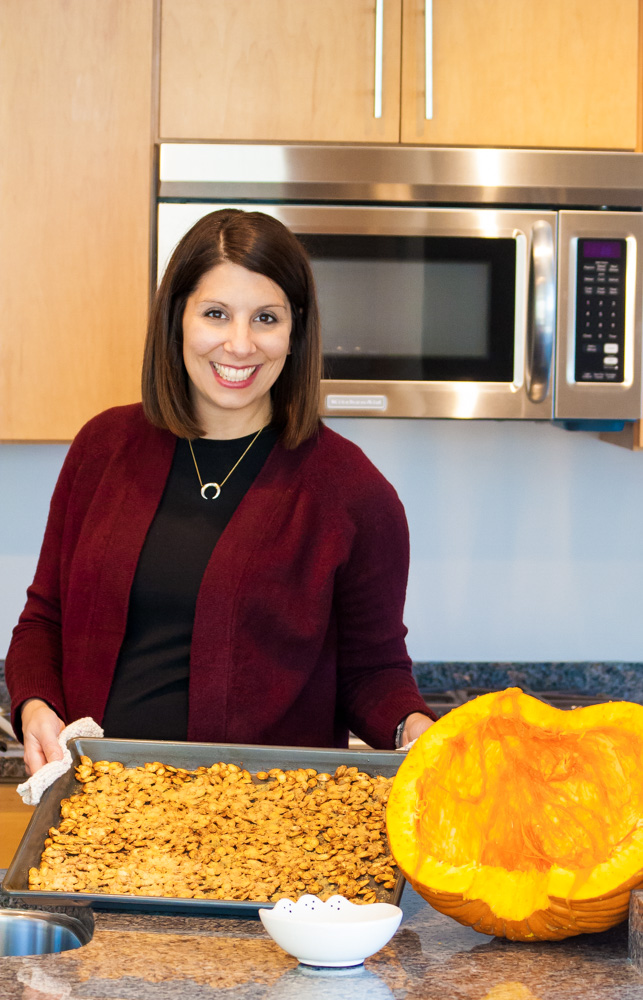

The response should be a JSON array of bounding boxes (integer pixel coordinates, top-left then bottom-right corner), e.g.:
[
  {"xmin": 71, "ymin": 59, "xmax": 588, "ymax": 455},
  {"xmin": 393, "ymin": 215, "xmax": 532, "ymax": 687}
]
[{"xmin": 194, "ymin": 398, "xmax": 272, "ymax": 440}]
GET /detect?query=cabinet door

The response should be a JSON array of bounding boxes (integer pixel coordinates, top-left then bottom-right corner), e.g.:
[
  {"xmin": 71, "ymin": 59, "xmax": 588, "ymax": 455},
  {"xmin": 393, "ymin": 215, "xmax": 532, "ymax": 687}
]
[
  {"xmin": 160, "ymin": 0, "xmax": 402, "ymax": 142},
  {"xmin": 0, "ymin": 0, "xmax": 154, "ymax": 441},
  {"xmin": 0, "ymin": 785, "xmax": 34, "ymax": 869},
  {"xmin": 401, "ymin": 0, "xmax": 639, "ymax": 149}
]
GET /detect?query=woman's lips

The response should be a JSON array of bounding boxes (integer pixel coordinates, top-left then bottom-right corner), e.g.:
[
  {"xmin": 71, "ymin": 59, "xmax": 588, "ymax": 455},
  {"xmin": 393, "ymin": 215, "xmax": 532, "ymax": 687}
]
[{"xmin": 211, "ymin": 361, "xmax": 260, "ymax": 388}]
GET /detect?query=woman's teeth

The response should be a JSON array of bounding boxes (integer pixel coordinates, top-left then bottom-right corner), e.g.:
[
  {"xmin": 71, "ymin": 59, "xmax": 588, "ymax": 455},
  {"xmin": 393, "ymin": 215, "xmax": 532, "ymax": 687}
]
[{"xmin": 212, "ymin": 363, "xmax": 257, "ymax": 382}]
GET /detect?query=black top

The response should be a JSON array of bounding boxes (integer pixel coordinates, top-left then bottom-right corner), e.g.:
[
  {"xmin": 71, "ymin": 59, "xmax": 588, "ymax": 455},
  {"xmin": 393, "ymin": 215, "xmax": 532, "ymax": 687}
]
[{"xmin": 101, "ymin": 426, "xmax": 278, "ymax": 740}]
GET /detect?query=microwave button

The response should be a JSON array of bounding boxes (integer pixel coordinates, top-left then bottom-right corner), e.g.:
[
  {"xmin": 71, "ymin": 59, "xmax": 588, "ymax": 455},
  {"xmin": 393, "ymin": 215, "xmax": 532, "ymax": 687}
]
[
  {"xmin": 596, "ymin": 286, "xmax": 606, "ymax": 295},
  {"xmin": 609, "ymin": 287, "xmax": 619, "ymax": 295},
  {"xmin": 604, "ymin": 343, "xmax": 619, "ymax": 354},
  {"xmin": 584, "ymin": 343, "xmax": 598, "ymax": 353},
  {"xmin": 584, "ymin": 286, "xmax": 594, "ymax": 295},
  {"xmin": 603, "ymin": 357, "xmax": 619, "ymax": 367}
]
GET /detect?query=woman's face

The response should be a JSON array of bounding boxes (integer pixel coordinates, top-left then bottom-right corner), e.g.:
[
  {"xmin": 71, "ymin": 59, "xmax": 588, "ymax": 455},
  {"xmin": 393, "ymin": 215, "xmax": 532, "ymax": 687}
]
[{"xmin": 182, "ymin": 261, "xmax": 292, "ymax": 438}]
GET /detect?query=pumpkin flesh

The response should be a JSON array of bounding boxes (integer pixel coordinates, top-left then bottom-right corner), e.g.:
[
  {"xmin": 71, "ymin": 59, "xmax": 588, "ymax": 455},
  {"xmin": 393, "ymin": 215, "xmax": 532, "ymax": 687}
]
[{"xmin": 386, "ymin": 688, "xmax": 643, "ymax": 940}]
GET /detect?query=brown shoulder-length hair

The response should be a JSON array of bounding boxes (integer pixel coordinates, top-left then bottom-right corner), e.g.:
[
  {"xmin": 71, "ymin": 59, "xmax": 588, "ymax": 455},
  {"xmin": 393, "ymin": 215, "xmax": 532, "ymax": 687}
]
[{"xmin": 142, "ymin": 208, "xmax": 322, "ymax": 449}]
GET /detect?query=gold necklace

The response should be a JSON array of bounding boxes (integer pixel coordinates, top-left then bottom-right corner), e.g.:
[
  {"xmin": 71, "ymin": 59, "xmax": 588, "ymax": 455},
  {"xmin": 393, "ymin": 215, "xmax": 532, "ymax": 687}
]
[{"xmin": 188, "ymin": 427, "xmax": 264, "ymax": 500}]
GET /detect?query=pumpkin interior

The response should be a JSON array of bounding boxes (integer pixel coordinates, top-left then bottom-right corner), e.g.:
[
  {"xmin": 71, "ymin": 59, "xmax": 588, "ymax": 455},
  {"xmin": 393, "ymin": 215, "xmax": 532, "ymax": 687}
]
[
  {"xmin": 387, "ymin": 688, "xmax": 643, "ymax": 930},
  {"xmin": 416, "ymin": 708, "xmax": 643, "ymax": 874}
]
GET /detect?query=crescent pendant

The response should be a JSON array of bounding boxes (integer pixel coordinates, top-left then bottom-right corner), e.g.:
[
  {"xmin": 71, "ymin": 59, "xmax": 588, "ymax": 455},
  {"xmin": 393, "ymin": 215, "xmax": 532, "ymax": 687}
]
[{"xmin": 201, "ymin": 482, "xmax": 221, "ymax": 500}]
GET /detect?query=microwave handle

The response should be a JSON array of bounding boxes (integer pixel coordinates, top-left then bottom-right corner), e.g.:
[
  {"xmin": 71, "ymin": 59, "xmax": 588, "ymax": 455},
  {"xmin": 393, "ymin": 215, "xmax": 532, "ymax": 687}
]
[{"xmin": 526, "ymin": 220, "xmax": 556, "ymax": 403}]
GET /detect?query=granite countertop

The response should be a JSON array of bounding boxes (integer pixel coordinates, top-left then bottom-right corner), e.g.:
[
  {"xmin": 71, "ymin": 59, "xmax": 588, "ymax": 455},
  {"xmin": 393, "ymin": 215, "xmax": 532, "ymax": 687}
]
[
  {"xmin": 3, "ymin": 661, "xmax": 643, "ymax": 997},
  {"xmin": 2, "ymin": 880, "xmax": 643, "ymax": 1000}
]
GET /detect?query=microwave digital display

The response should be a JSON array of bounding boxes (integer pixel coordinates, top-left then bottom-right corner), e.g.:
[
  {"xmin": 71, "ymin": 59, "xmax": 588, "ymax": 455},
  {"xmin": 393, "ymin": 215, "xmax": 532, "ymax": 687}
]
[
  {"xmin": 299, "ymin": 234, "xmax": 516, "ymax": 382},
  {"xmin": 582, "ymin": 240, "xmax": 623, "ymax": 260}
]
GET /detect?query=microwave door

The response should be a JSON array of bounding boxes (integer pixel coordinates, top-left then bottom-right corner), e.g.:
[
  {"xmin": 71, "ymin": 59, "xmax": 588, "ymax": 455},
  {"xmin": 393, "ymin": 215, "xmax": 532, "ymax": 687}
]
[
  {"xmin": 307, "ymin": 208, "xmax": 557, "ymax": 420},
  {"xmin": 156, "ymin": 203, "xmax": 557, "ymax": 420}
]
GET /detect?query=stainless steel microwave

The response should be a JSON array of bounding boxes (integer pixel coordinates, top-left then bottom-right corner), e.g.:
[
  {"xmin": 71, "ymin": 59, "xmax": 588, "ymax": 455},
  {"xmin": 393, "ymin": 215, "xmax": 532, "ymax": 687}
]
[{"xmin": 156, "ymin": 145, "xmax": 643, "ymax": 423}]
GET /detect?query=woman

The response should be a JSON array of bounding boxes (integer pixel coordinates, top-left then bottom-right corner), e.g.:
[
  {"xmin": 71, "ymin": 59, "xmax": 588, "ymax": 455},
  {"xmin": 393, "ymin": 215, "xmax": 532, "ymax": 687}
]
[{"xmin": 6, "ymin": 209, "xmax": 434, "ymax": 774}]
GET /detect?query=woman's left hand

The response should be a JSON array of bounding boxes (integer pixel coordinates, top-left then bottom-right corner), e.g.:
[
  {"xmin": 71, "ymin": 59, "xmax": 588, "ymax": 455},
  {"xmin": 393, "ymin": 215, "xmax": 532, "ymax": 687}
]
[{"xmin": 401, "ymin": 712, "xmax": 434, "ymax": 746}]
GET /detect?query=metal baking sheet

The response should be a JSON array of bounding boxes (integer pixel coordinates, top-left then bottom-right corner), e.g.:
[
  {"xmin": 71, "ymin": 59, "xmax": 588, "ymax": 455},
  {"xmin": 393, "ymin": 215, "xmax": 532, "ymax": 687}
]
[{"xmin": 3, "ymin": 739, "xmax": 405, "ymax": 916}]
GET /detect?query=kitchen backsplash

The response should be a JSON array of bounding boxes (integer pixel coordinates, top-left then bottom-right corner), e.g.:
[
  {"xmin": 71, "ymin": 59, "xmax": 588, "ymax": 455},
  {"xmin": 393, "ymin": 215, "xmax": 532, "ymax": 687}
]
[
  {"xmin": 2, "ymin": 659, "xmax": 643, "ymax": 713},
  {"xmin": 5, "ymin": 422, "xmax": 643, "ymax": 666},
  {"xmin": 412, "ymin": 661, "xmax": 643, "ymax": 701}
]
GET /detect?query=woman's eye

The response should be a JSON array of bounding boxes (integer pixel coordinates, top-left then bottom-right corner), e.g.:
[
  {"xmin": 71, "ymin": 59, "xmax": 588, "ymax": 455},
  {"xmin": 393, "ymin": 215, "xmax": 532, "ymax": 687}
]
[
  {"xmin": 205, "ymin": 308, "xmax": 225, "ymax": 320},
  {"xmin": 256, "ymin": 312, "xmax": 276, "ymax": 324}
]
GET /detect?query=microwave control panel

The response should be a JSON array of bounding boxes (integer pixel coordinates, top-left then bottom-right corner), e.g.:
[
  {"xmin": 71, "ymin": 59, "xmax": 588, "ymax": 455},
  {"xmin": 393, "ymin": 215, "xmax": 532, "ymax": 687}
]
[{"xmin": 575, "ymin": 238, "xmax": 626, "ymax": 383}]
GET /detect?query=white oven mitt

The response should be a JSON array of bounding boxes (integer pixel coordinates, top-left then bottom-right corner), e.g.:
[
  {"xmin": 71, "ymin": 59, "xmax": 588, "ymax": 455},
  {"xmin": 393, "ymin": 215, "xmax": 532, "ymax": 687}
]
[
  {"xmin": 16, "ymin": 717, "xmax": 104, "ymax": 806},
  {"xmin": 396, "ymin": 739, "xmax": 417, "ymax": 752}
]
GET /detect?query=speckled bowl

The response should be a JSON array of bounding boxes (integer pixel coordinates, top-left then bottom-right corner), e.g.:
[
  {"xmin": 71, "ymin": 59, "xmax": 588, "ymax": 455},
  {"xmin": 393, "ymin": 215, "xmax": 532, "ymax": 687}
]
[{"xmin": 258, "ymin": 894, "xmax": 403, "ymax": 967}]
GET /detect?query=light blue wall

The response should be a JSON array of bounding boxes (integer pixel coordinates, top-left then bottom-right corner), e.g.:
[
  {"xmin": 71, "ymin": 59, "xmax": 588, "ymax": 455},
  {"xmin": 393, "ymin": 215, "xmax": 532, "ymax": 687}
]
[
  {"xmin": 2, "ymin": 421, "xmax": 643, "ymax": 661},
  {"xmin": 0, "ymin": 444, "xmax": 70, "ymax": 659},
  {"xmin": 328, "ymin": 419, "xmax": 643, "ymax": 662}
]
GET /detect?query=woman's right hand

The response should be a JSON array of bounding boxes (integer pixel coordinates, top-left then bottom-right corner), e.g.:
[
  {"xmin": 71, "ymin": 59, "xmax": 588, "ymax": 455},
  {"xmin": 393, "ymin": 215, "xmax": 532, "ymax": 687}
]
[{"xmin": 20, "ymin": 699, "xmax": 65, "ymax": 776}]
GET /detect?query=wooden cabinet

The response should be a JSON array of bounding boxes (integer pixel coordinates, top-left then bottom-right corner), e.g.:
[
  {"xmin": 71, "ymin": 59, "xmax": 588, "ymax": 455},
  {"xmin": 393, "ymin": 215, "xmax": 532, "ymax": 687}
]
[
  {"xmin": 401, "ymin": 0, "xmax": 640, "ymax": 149},
  {"xmin": 0, "ymin": 784, "xmax": 34, "ymax": 869},
  {"xmin": 159, "ymin": 0, "xmax": 640, "ymax": 150},
  {"xmin": 0, "ymin": 0, "xmax": 155, "ymax": 441},
  {"xmin": 160, "ymin": 0, "xmax": 402, "ymax": 143}
]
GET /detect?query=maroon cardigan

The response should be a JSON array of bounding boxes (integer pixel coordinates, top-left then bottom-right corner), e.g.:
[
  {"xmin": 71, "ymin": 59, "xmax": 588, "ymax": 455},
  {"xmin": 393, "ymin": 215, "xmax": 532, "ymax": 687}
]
[{"xmin": 6, "ymin": 404, "xmax": 431, "ymax": 748}]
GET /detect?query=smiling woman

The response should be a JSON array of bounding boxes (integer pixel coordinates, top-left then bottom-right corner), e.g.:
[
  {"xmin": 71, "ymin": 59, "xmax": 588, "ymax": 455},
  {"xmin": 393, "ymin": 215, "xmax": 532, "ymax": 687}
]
[
  {"xmin": 6, "ymin": 209, "xmax": 434, "ymax": 773},
  {"xmin": 181, "ymin": 261, "xmax": 292, "ymax": 439}
]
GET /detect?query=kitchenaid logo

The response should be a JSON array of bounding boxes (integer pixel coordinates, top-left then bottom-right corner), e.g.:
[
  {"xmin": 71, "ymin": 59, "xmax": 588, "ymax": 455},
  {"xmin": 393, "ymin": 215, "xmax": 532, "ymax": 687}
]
[{"xmin": 325, "ymin": 394, "xmax": 388, "ymax": 411}]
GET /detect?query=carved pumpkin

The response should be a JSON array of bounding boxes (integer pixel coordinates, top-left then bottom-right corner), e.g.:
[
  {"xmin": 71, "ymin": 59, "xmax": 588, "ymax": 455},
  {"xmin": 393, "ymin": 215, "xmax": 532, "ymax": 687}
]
[{"xmin": 386, "ymin": 688, "xmax": 643, "ymax": 941}]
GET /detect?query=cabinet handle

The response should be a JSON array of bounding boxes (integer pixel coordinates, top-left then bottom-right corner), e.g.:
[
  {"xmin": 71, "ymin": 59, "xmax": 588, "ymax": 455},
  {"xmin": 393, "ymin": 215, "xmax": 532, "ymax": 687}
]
[
  {"xmin": 374, "ymin": 0, "xmax": 384, "ymax": 118},
  {"xmin": 425, "ymin": 0, "xmax": 433, "ymax": 119}
]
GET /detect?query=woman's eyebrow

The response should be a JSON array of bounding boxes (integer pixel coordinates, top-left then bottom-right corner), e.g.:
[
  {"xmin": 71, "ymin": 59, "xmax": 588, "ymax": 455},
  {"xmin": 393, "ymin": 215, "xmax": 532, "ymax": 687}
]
[{"xmin": 197, "ymin": 298, "xmax": 288, "ymax": 310}]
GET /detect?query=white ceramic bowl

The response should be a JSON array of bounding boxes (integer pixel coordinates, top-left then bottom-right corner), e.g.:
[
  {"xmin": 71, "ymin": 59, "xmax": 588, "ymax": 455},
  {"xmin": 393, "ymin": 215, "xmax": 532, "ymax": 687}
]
[{"xmin": 258, "ymin": 894, "xmax": 403, "ymax": 967}]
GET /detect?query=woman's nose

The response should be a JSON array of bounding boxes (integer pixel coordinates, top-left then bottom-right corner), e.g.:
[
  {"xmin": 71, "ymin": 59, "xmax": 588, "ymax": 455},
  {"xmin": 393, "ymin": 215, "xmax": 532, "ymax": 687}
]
[{"xmin": 224, "ymin": 319, "xmax": 254, "ymax": 357}]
